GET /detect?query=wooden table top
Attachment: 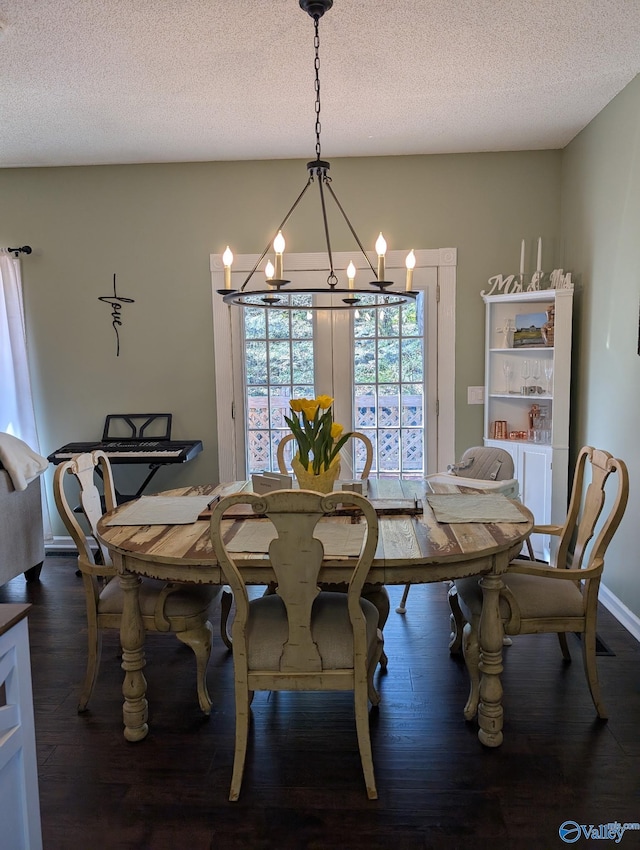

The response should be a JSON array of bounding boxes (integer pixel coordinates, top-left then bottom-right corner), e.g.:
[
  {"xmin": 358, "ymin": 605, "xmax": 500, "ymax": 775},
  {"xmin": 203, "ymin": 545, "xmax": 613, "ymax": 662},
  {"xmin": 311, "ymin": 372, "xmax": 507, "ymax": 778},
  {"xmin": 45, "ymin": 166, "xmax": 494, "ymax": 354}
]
[{"xmin": 97, "ymin": 479, "xmax": 533, "ymax": 586}]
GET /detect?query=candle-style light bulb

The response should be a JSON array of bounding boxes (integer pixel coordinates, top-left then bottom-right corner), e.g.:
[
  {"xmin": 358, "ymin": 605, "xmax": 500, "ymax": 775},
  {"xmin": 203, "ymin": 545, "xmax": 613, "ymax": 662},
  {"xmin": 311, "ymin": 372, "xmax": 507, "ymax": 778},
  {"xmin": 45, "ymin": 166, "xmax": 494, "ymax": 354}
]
[
  {"xmin": 222, "ymin": 246, "xmax": 233, "ymax": 290},
  {"xmin": 347, "ymin": 260, "xmax": 356, "ymax": 291},
  {"xmin": 273, "ymin": 231, "xmax": 285, "ymax": 279},
  {"xmin": 405, "ymin": 249, "xmax": 416, "ymax": 291},
  {"xmin": 265, "ymin": 260, "xmax": 275, "ymax": 289},
  {"xmin": 375, "ymin": 233, "xmax": 387, "ymax": 281}
]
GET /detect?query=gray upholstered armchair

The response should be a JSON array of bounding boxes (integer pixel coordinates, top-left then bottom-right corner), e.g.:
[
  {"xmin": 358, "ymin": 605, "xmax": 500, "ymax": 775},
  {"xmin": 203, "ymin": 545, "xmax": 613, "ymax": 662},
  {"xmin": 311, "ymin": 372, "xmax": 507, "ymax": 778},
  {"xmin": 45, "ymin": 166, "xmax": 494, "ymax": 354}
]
[{"xmin": 0, "ymin": 467, "xmax": 45, "ymax": 585}]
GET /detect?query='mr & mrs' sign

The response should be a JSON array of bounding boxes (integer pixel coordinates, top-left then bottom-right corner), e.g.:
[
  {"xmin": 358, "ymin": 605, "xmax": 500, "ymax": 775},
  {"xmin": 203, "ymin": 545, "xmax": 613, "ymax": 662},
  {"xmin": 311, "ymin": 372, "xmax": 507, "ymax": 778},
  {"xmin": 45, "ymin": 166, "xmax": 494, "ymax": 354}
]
[
  {"xmin": 481, "ymin": 269, "xmax": 573, "ymax": 297},
  {"xmin": 481, "ymin": 238, "xmax": 574, "ymax": 296}
]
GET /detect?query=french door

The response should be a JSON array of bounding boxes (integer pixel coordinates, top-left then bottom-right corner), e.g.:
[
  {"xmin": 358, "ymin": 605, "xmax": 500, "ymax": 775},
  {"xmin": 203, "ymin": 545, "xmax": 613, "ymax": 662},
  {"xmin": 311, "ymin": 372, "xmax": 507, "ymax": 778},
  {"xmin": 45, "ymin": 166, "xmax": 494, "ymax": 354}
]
[{"xmin": 212, "ymin": 250, "xmax": 456, "ymax": 482}]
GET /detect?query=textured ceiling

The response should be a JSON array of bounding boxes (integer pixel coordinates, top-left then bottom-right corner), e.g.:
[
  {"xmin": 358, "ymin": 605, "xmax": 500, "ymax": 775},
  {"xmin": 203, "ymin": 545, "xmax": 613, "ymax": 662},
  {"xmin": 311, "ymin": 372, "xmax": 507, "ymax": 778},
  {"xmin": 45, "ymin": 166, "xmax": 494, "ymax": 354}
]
[{"xmin": 1, "ymin": 0, "xmax": 639, "ymax": 168}]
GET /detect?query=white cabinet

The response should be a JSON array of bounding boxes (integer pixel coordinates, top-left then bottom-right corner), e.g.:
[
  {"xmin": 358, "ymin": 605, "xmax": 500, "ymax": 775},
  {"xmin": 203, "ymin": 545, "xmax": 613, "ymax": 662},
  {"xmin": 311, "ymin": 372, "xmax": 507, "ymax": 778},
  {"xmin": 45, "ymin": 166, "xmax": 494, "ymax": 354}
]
[
  {"xmin": 482, "ymin": 289, "xmax": 573, "ymax": 560},
  {"xmin": 484, "ymin": 439, "xmax": 561, "ymax": 559},
  {"xmin": 0, "ymin": 604, "xmax": 43, "ymax": 850}
]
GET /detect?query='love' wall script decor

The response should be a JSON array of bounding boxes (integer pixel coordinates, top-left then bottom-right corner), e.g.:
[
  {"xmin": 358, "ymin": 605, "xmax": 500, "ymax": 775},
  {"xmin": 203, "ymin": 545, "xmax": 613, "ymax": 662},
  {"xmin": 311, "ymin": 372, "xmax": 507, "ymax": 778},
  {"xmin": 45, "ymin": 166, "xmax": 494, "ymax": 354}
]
[{"xmin": 98, "ymin": 273, "xmax": 135, "ymax": 356}]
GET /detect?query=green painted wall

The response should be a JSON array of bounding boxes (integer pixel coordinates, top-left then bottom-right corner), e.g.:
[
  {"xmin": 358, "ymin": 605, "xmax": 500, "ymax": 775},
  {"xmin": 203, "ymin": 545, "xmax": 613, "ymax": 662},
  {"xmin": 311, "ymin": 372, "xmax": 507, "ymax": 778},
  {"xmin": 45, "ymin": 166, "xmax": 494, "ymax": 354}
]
[
  {"xmin": 561, "ymin": 74, "xmax": 640, "ymax": 619},
  {"xmin": 0, "ymin": 151, "xmax": 562, "ymax": 535}
]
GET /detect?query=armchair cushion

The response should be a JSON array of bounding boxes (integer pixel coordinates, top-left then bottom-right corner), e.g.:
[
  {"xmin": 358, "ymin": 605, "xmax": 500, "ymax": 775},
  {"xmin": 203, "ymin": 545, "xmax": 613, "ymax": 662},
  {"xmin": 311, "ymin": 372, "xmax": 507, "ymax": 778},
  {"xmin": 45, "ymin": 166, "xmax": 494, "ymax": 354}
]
[{"xmin": 455, "ymin": 567, "xmax": 585, "ymax": 622}]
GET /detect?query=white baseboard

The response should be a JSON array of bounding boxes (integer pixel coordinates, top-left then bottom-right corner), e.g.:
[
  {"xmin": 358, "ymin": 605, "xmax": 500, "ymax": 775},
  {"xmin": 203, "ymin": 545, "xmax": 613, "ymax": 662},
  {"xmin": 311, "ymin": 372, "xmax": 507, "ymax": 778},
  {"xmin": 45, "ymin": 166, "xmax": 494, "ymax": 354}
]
[
  {"xmin": 46, "ymin": 535, "xmax": 81, "ymax": 552},
  {"xmin": 599, "ymin": 582, "xmax": 640, "ymax": 644}
]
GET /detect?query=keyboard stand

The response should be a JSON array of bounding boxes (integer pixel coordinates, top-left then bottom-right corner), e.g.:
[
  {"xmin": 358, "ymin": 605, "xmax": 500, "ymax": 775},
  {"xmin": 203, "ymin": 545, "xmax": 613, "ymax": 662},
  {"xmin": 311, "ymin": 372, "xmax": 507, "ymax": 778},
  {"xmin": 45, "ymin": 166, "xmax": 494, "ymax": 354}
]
[{"xmin": 92, "ymin": 461, "xmax": 165, "ymax": 506}]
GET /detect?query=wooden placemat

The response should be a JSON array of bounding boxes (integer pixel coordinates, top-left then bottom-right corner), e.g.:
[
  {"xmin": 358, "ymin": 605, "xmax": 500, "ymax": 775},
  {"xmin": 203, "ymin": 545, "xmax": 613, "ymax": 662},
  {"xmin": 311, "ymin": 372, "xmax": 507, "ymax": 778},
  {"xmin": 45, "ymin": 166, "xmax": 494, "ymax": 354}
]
[
  {"xmin": 106, "ymin": 495, "xmax": 216, "ymax": 526},
  {"xmin": 426, "ymin": 493, "xmax": 527, "ymax": 523},
  {"xmin": 225, "ymin": 519, "xmax": 366, "ymax": 556}
]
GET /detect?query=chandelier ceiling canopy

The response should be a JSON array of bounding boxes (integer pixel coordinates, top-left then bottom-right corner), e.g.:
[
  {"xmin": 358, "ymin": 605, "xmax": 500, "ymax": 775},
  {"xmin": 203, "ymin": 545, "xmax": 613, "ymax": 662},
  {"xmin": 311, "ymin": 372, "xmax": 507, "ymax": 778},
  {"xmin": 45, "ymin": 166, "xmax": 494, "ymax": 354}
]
[{"xmin": 217, "ymin": 0, "xmax": 417, "ymax": 311}]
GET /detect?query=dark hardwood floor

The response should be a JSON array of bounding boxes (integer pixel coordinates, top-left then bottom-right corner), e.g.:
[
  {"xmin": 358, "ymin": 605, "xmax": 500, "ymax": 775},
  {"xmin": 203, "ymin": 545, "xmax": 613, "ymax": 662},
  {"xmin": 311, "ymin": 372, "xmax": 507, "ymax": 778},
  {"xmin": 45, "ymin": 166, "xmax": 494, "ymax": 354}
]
[{"xmin": 2, "ymin": 555, "xmax": 640, "ymax": 850}]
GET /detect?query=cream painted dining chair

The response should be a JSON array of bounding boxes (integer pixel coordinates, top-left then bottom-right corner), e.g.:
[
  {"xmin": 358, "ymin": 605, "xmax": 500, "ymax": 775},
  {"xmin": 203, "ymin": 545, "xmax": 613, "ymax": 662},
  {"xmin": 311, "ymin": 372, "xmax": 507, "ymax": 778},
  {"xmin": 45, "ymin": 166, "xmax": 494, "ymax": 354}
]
[
  {"xmin": 210, "ymin": 488, "xmax": 383, "ymax": 801},
  {"xmin": 54, "ymin": 450, "xmax": 232, "ymax": 714},
  {"xmin": 449, "ymin": 446, "xmax": 629, "ymax": 723},
  {"xmin": 277, "ymin": 429, "xmax": 373, "ymax": 480},
  {"xmin": 396, "ymin": 445, "xmax": 522, "ymax": 614},
  {"xmin": 277, "ymin": 430, "xmax": 389, "ymax": 661}
]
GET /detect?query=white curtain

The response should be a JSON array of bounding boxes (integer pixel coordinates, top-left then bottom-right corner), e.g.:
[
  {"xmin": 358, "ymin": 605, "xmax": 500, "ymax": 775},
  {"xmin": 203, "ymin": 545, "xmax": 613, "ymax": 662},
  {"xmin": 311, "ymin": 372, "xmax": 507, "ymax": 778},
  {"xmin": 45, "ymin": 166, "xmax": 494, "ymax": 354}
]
[{"xmin": 0, "ymin": 248, "xmax": 52, "ymax": 539}]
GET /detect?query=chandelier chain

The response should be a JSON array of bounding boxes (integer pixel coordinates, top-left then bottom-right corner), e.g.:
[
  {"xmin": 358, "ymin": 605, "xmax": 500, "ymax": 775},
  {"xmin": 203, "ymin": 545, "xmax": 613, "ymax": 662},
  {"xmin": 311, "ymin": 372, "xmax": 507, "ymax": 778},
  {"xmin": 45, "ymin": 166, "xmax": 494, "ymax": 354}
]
[
  {"xmin": 221, "ymin": 1, "xmax": 417, "ymax": 309},
  {"xmin": 314, "ymin": 15, "xmax": 322, "ymax": 160}
]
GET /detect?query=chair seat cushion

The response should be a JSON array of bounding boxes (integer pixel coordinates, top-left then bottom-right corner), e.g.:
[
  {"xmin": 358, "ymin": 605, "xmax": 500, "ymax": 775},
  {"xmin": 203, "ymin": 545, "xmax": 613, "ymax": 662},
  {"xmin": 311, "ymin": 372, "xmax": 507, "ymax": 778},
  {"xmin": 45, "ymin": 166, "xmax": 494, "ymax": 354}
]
[
  {"xmin": 455, "ymin": 565, "xmax": 585, "ymax": 622},
  {"xmin": 99, "ymin": 576, "xmax": 220, "ymax": 617},
  {"xmin": 319, "ymin": 582, "xmax": 390, "ymax": 630},
  {"xmin": 246, "ymin": 591, "xmax": 379, "ymax": 670}
]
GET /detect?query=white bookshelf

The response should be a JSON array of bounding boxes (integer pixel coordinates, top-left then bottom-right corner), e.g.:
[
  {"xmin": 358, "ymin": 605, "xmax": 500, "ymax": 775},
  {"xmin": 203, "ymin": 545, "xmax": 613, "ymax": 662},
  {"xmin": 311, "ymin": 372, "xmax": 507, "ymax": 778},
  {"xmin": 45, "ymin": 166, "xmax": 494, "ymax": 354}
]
[{"xmin": 482, "ymin": 289, "xmax": 573, "ymax": 560}]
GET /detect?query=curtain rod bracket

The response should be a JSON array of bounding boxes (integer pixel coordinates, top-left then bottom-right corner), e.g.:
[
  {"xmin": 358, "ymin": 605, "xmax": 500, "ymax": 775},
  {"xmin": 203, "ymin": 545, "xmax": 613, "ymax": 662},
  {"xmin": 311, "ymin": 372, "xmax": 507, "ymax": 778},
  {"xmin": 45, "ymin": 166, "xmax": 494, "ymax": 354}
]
[{"xmin": 7, "ymin": 245, "xmax": 32, "ymax": 257}]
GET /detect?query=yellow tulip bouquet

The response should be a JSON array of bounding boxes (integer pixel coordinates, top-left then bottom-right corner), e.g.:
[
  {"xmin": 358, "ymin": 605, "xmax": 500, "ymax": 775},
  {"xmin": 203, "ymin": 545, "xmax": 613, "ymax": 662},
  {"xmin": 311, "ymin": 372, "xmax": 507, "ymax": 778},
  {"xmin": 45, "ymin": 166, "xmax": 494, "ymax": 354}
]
[{"xmin": 285, "ymin": 395, "xmax": 352, "ymax": 475}]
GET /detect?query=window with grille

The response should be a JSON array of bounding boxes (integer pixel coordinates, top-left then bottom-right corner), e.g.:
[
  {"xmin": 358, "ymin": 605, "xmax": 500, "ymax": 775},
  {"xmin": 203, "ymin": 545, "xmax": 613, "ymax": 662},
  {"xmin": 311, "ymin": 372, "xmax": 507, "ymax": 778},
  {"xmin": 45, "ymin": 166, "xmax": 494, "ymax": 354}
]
[
  {"xmin": 352, "ymin": 295, "xmax": 425, "ymax": 478},
  {"xmin": 242, "ymin": 293, "xmax": 425, "ymax": 477},
  {"xmin": 243, "ymin": 294, "xmax": 315, "ymax": 473}
]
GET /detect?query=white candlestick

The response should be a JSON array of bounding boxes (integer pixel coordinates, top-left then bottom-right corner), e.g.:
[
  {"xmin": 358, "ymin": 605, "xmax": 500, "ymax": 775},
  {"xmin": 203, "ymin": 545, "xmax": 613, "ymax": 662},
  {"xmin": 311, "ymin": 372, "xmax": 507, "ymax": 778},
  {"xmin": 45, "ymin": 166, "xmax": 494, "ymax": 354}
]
[
  {"xmin": 375, "ymin": 233, "xmax": 387, "ymax": 281},
  {"xmin": 265, "ymin": 260, "xmax": 275, "ymax": 290},
  {"xmin": 519, "ymin": 239, "xmax": 525, "ymax": 276},
  {"xmin": 536, "ymin": 237, "xmax": 542, "ymax": 272},
  {"xmin": 273, "ymin": 231, "xmax": 285, "ymax": 280},
  {"xmin": 405, "ymin": 250, "xmax": 416, "ymax": 291},
  {"xmin": 222, "ymin": 246, "xmax": 233, "ymax": 289},
  {"xmin": 347, "ymin": 261, "xmax": 356, "ymax": 291}
]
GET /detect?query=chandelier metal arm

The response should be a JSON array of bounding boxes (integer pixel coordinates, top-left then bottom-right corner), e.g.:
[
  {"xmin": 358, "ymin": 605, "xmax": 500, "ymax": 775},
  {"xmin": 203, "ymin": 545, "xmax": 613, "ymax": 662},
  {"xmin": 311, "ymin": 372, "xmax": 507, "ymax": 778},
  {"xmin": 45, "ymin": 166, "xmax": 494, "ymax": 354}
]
[
  {"xmin": 239, "ymin": 174, "xmax": 314, "ymax": 291},
  {"xmin": 316, "ymin": 171, "xmax": 336, "ymax": 283},
  {"xmin": 323, "ymin": 179, "xmax": 377, "ymax": 278}
]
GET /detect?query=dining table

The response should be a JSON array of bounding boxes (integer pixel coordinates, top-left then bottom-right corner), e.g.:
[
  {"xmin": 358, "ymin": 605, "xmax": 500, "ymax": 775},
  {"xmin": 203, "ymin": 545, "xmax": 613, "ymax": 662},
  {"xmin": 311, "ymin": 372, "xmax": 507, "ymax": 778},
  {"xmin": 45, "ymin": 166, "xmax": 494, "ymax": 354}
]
[{"xmin": 96, "ymin": 477, "xmax": 533, "ymax": 748}]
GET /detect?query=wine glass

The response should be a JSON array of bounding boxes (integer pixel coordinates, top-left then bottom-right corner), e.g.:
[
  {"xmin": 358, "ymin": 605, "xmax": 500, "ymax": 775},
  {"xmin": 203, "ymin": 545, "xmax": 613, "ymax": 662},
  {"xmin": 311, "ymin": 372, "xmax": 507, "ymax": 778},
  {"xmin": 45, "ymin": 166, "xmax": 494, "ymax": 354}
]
[
  {"xmin": 502, "ymin": 359, "xmax": 513, "ymax": 393},
  {"xmin": 544, "ymin": 362, "xmax": 553, "ymax": 394},
  {"xmin": 531, "ymin": 359, "xmax": 541, "ymax": 392},
  {"xmin": 521, "ymin": 359, "xmax": 530, "ymax": 394}
]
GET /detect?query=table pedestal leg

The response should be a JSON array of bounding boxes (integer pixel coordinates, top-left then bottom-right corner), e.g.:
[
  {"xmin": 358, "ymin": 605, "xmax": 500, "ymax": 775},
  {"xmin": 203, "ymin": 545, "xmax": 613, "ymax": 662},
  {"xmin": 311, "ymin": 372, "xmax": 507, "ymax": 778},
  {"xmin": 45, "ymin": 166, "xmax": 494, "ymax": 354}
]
[
  {"xmin": 119, "ymin": 570, "xmax": 148, "ymax": 741},
  {"xmin": 477, "ymin": 571, "xmax": 504, "ymax": 747}
]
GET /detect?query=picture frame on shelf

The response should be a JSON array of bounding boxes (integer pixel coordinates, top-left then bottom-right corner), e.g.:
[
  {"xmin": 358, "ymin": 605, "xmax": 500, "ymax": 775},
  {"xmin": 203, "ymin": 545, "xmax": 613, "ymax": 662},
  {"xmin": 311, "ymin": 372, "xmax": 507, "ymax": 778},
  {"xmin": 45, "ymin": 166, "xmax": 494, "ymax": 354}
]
[{"xmin": 513, "ymin": 312, "xmax": 547, "ymax": 347}]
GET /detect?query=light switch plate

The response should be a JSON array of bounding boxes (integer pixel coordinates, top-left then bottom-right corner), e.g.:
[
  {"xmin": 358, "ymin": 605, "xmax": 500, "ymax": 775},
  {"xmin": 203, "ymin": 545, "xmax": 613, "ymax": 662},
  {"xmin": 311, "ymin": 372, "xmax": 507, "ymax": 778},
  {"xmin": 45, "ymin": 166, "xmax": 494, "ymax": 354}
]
[{"xmin": 468, "ymin": 386, "xmax": 484, "ymax": 404}]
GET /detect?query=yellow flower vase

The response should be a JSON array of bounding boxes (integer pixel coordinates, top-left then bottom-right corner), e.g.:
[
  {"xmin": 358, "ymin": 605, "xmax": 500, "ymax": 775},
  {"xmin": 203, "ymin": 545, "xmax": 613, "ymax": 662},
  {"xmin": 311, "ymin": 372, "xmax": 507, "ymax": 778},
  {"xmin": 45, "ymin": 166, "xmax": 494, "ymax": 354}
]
[{"xmin": 291, "ymin": 455, "xmax": 341, "ymax": 494}]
